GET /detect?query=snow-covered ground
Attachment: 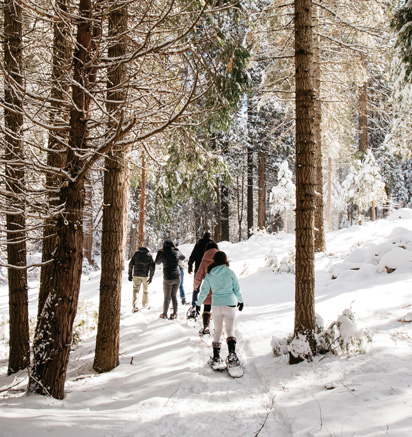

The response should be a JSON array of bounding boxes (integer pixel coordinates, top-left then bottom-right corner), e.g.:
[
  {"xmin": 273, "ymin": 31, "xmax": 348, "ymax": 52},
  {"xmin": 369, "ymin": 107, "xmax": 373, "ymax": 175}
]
[{"xmin": 1, "ymin": 210, "xmax": 412, "ymax": 436}]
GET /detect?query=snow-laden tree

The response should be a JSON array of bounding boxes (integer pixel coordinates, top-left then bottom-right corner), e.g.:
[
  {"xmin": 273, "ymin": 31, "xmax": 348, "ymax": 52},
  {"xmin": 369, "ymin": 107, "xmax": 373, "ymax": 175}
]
[
  {"xmin": 269, "ymin": 161, "xmax": 296, "ymax": 233},
  {"xmin": 343, "ymin": 150, "xmax": 387, "ymax": 221},
  {"xmin": 402, "ymin": 159, "xmax": 412, "ymax": 207},
  {"xmin": 324, "ymin": 173, "xmax": 347, "ymax": 231},
  {"xmin": 375, "ymin": 144, "xmax": 408, "ymax": 209}
]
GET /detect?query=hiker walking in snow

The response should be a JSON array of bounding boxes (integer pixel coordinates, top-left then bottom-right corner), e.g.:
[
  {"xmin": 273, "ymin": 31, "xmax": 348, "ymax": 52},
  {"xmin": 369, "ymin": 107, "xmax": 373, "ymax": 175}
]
[
  {"xmin": 193, "ymin": 241, "xmax": 219, "ymax": 335},
  {"xmin": 196, "ymin": 251, "xmax": 244, "ymax": 370},
  {"xmin": 128, "ymin": 247, "xmax": 155, "ymax": 312},
  {"xmin": 155, "ymin": 239, "xmax": 185, "ymax": 320},
  {"xmin": 188, "ymin": 231, "xmax": 213, "ymax": 307}
]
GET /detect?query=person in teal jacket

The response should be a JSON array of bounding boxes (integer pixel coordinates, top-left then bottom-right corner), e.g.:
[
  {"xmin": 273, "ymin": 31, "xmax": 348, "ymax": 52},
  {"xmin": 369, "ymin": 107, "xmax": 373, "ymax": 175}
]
[{"xmin": 196, "ymin": 251, "xmax": 244, "ymax": 370}]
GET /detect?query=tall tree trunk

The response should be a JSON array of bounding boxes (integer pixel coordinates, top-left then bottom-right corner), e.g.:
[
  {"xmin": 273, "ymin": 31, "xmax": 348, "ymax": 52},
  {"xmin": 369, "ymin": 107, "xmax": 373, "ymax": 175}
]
[
  {"xmin": 29, "ymin": 0, "xmax": 94, "ymax": 399},
  {"xmin": 137, "ymin": 156, "xmax": 146, "ymax": 248},
  {"xmin": 257, "ymin": 148, "xmax": 266, "ymax": 230},
  {"xmin": 313, "ymin": 6, "xmax": 326, "ymax": 252},
  {"xmin": 93, "ymin": 2, "xmax": 129, "ymax": 373},
  {"xmin": 221, "ymin": 182, "xmax": 230, "ymax": 241},
  {"xmin": 4, "ymin": 0, "xmax": 30, "ymax": 375},
  {"xmin": 38, "ymin": 0, "xmax": 71, "ymax": 318},
  {"xmin": 247, "ymin": 146, "xmax": 254, "ymax": 237},
  {"xmin": 291, "ymin": 0, "xmax": 316, "ymax": 363}
]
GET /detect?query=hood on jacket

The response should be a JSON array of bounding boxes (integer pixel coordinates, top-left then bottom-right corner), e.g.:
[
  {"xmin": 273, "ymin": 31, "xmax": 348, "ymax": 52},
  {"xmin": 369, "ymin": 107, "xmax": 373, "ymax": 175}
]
[
  {"xmin": 209, "ymin": 265, "xmax": 228, "ymax": 276},
  {"xmin": 138, "ymin": 247, "xmax": 149, "ymax": 253},
  {"xmin": 163, "ymin": 239, "xmax": 175, "ymax": 249}
]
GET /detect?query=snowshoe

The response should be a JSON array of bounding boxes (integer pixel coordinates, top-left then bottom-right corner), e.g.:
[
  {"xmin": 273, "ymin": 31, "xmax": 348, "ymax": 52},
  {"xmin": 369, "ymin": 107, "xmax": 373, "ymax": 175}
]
[
  {"xmin": 186, "ymin": 306, "xmax": 197, "ymax": 320},
  {"xmin": 133, "ymin": 307, "xmax": 139, "ymax": 313},
  {"xmin": 198, "ymin": 327, "xmax": 212, "ymax": 345},
  {"xmin": 169, "ymin": 313, "xmax": 177, "ymax": 320},
  {"xmin": 159, "ymin": 313, "xmax": 167, "ymax": 319},
  {"xmin": 208, "ymin": 356, "xmax": 227, "ymax": 371},
  {"xmin": 198, "ymin": 326, "xmax": 210, "ymax": 336},
  {"xmin": 226, "ymin": 352, "xmax": 244, "ymax": 378}
]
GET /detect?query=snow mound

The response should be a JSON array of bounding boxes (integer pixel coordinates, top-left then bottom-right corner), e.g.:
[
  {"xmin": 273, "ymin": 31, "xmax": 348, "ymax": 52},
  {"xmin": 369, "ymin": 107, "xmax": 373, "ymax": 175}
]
[
  {"xmin": 387, "ymin": 208, "xmax": 412, "ymax": 220},
  {"xmin": 377, "ymin": 247, "xmax": 412, "ymax": 273}
]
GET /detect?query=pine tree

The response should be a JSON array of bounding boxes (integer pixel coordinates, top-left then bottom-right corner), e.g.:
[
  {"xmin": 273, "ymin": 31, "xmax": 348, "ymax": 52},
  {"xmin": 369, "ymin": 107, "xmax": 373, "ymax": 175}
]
[
  {"xmin": 93, "ymin": 0, "xmax": 130, "ymax": 374},
  {"xmin": 291, "ymin": 0, "xmax": 317, "ymax": 363},
  {"xmin": 4, "ymin": 0, "xmax": 30, "ymax": 375}
]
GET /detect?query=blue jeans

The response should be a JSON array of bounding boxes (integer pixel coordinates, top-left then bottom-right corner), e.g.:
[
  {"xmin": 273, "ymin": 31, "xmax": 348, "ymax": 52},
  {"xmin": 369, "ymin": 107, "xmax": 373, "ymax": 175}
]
[{"xmin": 179, "ymin": 268, "xmax": 185, "ymax": 299}]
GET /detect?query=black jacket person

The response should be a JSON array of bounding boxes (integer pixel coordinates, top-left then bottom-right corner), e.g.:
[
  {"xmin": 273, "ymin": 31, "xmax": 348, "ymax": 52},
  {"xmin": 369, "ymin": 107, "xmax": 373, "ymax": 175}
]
[{"xmin": 128, "ymin": 247, "xmax": 155, "ymax": 311}]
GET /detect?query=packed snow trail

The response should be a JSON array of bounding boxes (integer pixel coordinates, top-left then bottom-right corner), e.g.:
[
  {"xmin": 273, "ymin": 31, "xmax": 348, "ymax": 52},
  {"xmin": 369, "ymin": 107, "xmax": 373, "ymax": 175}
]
[{"xmin": 2, "ymin": 214, "xmax": 412, "ymax": 436}]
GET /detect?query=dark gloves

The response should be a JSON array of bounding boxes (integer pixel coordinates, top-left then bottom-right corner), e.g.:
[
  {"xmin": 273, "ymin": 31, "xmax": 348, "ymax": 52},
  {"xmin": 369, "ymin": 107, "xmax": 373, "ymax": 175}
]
[
  {"xmin": 196, "ymin": 305, "xmax": 201, "ymax": 315},
  {"xmin": 237, "ymin": 302, "xmax": 244, "ymax": 311},
  {"xmin": 148, "ymin": 276, "xmax": 152, "ymax": 284},
  {"xmin": 188, "ymin": 267, "xmax": 192, "ymax": 274},
  {"xmin": 128, "ymin": 276, "xmax": 132, "ymax": 282}
]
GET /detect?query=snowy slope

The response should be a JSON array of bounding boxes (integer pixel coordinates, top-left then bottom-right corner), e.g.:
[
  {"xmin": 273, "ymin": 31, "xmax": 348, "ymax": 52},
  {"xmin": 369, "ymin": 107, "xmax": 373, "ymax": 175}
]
[{"xmin": 1, "ymin": 210, "xmax": 412, "ymax": 436}]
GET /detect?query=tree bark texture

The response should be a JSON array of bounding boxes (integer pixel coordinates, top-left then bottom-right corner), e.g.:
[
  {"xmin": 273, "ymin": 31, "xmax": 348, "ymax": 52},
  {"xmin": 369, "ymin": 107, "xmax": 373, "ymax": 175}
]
[
  {"xmin": 93, "ymin": 3, "xmax": 129, "ymax": 373},
  {"xmin": 293, "ymin": 0, "xmax": 316, "ymax": 358},
  {"xmin": 4, "ymin": 0, "xmax": 30, "ymax": 375},
  {"xmin": 29, "ymin": 0, "xmax": 93, "ymax": 399},
  {"xmin": 39, "ymin": 0, "xmax": 71, "ymax": 318},
  {"xmin": 313, "ymin": 7, "xmax": 326, "ymax": 253},
  {"xmin": 257, "ymin": 148, "xmax": 266, "ymax": 230}
]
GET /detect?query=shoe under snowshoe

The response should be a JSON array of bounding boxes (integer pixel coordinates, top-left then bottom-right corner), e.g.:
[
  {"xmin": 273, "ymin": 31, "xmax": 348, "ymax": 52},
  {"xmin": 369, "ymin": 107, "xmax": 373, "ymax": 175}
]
[
  {"xmin": 159, "ymin": 313, "xmax": 167, "ymax": 319},
  {"xmin": 208, "ymin": 356, "xmax": 227, "ymax": 371},
  {"xmin": 169, "ymin": 313, "xmax": 177, "ymax": 320},
  {"xmin": 133, "ymin": 307, "xmax": 139, "ymax": 313}
]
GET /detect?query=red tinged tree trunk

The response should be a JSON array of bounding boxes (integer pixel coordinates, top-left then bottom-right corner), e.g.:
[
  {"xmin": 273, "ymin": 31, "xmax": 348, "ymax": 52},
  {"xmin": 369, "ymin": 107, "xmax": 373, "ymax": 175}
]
[
  {"xmin": 4, "ymin": 0, "xmax": 30, "ymax": 374},
  {"xmin": 291, "ymin": 0, "xmax": 317, "ymax": 363},
  {"xmin": 93, "ymin": 2, "xmax": 129, "ymax": 373},
  {"xmin": 29, "ymin": 0, "xmax": 94, "ymax": 399},
  {"xmin": 39, "ymin": 0, "xmax": 71, "ymax": 317}
]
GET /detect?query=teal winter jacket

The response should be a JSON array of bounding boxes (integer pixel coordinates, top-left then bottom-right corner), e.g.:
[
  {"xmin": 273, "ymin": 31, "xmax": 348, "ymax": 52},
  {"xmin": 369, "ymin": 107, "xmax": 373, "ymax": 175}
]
[{"xmin": 197, "ymin": 265, "xmax": 243, "ymax": 307}]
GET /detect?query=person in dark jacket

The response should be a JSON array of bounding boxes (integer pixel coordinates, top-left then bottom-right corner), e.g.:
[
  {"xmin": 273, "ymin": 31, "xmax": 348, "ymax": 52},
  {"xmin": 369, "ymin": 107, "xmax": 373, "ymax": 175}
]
[
  {"xmin": 128, "ymin": 247, "xmax": 155, "ymax": 312},
  {"xmin": 155, "ymin": 239, "xmax": 185, "ymax": 319},
  {"xmin": 188, "ymin": 232, "xmax": 213, "ymax": 307},
  {"xmin": 188, "ymin": 232, "xmax": 213, "ymax": 274}
]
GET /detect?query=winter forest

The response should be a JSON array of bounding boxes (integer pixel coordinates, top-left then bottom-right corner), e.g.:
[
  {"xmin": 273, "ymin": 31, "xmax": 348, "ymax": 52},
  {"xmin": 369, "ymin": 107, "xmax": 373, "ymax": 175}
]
[{"xmin": 1, "ymin": 0, "xmax": 412, "ymax": 433}]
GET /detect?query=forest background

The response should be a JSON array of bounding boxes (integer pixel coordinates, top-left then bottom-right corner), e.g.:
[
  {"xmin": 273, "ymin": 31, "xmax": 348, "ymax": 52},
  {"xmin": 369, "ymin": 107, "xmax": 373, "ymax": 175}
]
[{"xmin": 1, "ymin": 0, "xmax": 412, "ymax": 400}]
